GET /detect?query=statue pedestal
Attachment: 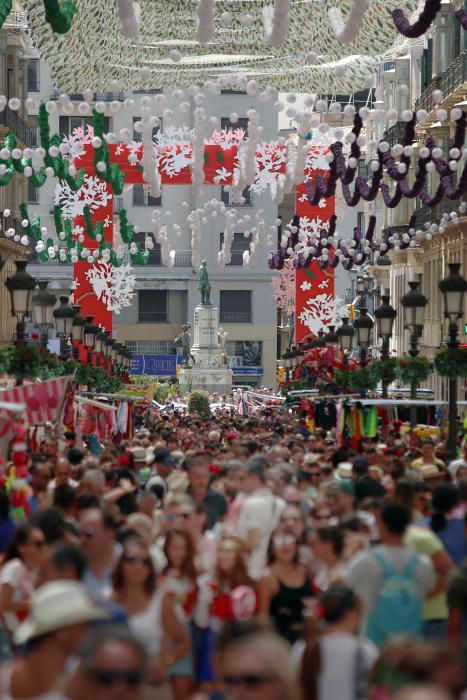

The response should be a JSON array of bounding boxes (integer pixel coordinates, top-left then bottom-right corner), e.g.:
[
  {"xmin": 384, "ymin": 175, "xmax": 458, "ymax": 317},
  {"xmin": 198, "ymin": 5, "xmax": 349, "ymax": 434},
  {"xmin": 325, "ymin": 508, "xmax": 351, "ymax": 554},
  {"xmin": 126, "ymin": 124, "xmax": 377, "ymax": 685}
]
[{"xmin": 178, "ymin": 305, "xmax": 233, "ymax": 395}]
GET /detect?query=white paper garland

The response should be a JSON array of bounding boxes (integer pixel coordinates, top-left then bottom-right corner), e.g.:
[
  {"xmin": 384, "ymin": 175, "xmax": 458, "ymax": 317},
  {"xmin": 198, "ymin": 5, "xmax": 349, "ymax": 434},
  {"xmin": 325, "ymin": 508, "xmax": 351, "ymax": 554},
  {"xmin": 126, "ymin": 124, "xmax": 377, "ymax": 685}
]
[
  {"xmin": 196, "ymin": 0, "xmax": 216, "ymax": 43},
  {"xmin": 328, "ymin": 0, "xmax": 370, "ymax": 44},
  {"xmin": 262, "ymin": 0, "xmax": 291, "ymax": 46},
  {"xmin": 116, "ymin": 0, "xmax": 141, "ymax": 39}
]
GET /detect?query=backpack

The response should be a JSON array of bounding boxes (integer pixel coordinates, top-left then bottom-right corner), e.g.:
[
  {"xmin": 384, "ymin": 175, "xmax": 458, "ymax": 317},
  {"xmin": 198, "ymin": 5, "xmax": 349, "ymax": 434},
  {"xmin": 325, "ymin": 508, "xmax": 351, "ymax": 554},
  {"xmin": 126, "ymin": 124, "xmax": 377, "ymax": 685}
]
[{"xmin": 366, "ymin": 551, "xmax": 423, "ymax": 647}]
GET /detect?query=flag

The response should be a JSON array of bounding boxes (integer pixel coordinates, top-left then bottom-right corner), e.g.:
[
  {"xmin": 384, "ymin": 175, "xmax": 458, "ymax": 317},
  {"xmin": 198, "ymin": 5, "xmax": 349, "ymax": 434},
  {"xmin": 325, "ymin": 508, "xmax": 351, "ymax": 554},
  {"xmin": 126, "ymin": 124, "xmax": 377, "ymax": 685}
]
[{"xmin": 0, "ymin": 376, "xmax": 73, "ymax": 426}]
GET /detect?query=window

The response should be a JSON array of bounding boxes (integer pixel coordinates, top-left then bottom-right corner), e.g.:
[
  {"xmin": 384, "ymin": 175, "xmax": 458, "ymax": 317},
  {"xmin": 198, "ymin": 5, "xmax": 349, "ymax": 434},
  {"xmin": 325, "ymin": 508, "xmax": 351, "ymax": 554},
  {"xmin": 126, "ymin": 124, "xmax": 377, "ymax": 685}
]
[
  {"xmin": 138, "ymin": 290, "xmax": 167, "ymax": 323},
  {"xmin": 133, "ymin": 88, "xmax": 163, "ymax": 94},
  {"xmin": 132, "ymin": 184, "xmax": 162, "ymax": 207},
  {"xmin": 28, "ymin": 181, "xmax": 39, "ymax": 203},
  {"xmin": 219, "ymin": 231, "xmax": 251, "ymax": 266},
  {"xmin": 357, "ymin": 212, "xmax": 366, "ymax": 234},
  {"xmin": 226, "ymin": 341, "xmax": 262, "ymax": 367},
  {"xmin": 221, "ymin": 186, "xmax": 252, "ymax": 207},
  {"xmin": 221, "ymin": 116, "xmax": 249, "ymax": 135},
  {"xmin": 133, "ymin": 116, "xmax": 161, "ymax": 142},
  {"xmin": 27, "ymin": 61, "xmax": 40, "ymax": 92},
  {"xmin": 125, "ymin": 340, "xmax": 176, "ymax": 354},
  {"xmin": 134, "ymin": 232, "xmax": 162, "ymax": 266},
  {"xmin": 59, "ymin": 116, "xmax": 110, "ymax": 137},
  {"xmin": 29, "ymin": 115, "xmax": 39, "ymax": 148},
  {"xmin": 220, "ymin": 290, "xmax": 252, "ymax": 323}
]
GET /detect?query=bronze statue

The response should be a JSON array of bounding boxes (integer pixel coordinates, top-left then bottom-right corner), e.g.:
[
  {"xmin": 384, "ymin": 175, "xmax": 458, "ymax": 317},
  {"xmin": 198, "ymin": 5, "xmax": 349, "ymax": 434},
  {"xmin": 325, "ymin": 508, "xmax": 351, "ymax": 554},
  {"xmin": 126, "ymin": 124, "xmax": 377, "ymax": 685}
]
[
  {"xmin": 198, "ymin": 260, "xmax": 212, "ymax": 305},
  {"xmin": 175, "ymin": 323, "xmax": 195, "ymax": 367}
]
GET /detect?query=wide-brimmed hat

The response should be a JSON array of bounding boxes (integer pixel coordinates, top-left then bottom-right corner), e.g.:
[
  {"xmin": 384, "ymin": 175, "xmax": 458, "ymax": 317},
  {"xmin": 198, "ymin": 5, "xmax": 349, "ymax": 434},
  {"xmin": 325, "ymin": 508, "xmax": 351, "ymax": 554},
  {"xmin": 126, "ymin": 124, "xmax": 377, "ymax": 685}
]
[
  {"xmin": 336, "ymin": 462, "xmax": 353, "ymax": 480},
  {"xmin": 420, "ymin": 464, "xmax": 441, "ymax": 480},
  {"xmin": 14, "ymin": 581, "xmax": 108, "ymax": 645},
  {"xmin": 129, "ymin": 446, "xmax": 147, "ymax": 464},
  {"xmin": 304, "ymin": 453, "xmax": 319, "ymax": 465}
]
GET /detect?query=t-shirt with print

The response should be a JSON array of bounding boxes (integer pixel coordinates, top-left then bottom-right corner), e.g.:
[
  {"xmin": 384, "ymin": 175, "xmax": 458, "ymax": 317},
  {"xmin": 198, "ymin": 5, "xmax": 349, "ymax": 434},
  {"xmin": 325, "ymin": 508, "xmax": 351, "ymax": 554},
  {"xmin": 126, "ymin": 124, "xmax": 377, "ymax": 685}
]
[{"xmin": 404, "ymin": 525, "xmax": 448, "ymax": 621}]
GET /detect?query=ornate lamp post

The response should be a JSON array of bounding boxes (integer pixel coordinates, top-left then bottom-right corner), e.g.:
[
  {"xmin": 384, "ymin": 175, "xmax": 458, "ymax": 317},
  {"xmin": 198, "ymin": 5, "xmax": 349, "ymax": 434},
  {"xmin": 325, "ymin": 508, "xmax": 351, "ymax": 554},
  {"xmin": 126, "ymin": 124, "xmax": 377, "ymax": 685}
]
[
  {"xmin": 32, "ymin": 281, "xmax": 56, "ymax": 349},
  {"xmin": 314, "ymin": 330, "xmax": 326, "ymax": 349},
  {"xmin": 337, "ymin": 317, "xmax": 354, "ymax": 365},
  {"xmin": 53, "ymin": 296, "xmax": 76, "ymax": 359},
  {"xmin": 439, "ymin": 263, "xmax": 467, "ymax": 460},
  {"xmin": 354, "ymin": 308, "xmax": 374, "ymax": 398},
  {"xmin": 325, "ymin": 325, "xmax": 339, "ymax": 347},
  {"xmin": 84, "ymin": 316, "xmax": 98, "ymax": 365},
  {"xmin": 375, "ymin": 293, "xmax": 397, "ymax": 398},
  {"xmin": 71, "ymin": 306, "xmax": 86, "ymax": 360},
  {"xmin": 401, "ymin": 280, "xmax": 428, "ymax": 428},
  {"xmin": 5, "ymin": 260, "xmax": 36, "ymax": 342}
]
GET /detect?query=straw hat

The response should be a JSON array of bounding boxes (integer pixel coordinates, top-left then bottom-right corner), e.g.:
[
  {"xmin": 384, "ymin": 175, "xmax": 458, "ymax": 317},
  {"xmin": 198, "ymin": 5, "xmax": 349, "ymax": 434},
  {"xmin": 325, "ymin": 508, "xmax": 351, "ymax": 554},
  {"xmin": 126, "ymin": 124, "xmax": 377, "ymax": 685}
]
[{"xmin": 14, "ymin": 581, "xmax": 108, "ymax": 645}]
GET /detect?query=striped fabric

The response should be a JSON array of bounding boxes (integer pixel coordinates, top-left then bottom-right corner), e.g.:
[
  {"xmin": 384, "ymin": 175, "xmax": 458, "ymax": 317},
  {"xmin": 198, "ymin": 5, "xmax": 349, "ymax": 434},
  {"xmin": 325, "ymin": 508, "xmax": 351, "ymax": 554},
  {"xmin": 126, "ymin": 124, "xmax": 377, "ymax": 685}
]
[{"xmin": 0, "ymin": 376, "xmax": 73, "ymax": 426}]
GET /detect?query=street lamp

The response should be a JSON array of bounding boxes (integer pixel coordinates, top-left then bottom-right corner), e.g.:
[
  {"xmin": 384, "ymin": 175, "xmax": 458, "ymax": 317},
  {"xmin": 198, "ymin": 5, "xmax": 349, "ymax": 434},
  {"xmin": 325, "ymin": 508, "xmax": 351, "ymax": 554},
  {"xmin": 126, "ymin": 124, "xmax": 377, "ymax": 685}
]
[
  {"xmin": 354, "ymin": 308, "xmax": 374, "ymax": 361},
  {"xmin": 374, "ymin": 293, "xmax": 397, "ymax": 398},
  {"xmin": 297, "ymin": 343, "xmax": 305, "ymax": 364},
  {"xmin": 53, "ymin": 296, "xmax": 76, "ymax": 359},
  {"xmin": 325, "ymin": 325, "xmax": 339, "ymax": 347},
  {"xmin": 439, "ymin": 262, "xmax": 467, "ymax": 459},
  {"xmin": 401, "ymin": 280, "xmax": 428, "ymax": 428},
  {"xmin": 32, "ymin": 281, "xmax": 56, "ymax": 348},
  {"xmin": 71, "ymin": 306, "xmax": 86, "ymax": 359},
  {"xmin": 84, "ymin": 316, "xmax": 98, "ymax": 364},
  {"xmin": 5, "ymin": 260, "xmax": 36, "ymax": 342},
  {"xmin": 354, "ymin": 308, "xmax": 374, "ymax": 398},
  {"xmin": 315, "ymin": 330, "xmax": 326, "ymax": 348},
  {"xmin": 337, "ymin": 317, "xmax": 355, "ymax": 361}
]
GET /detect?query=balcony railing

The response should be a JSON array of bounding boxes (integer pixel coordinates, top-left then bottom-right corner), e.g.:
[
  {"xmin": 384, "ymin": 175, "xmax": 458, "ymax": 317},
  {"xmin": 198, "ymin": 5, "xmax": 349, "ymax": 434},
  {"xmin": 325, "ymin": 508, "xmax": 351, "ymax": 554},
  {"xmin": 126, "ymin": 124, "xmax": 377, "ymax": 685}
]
[
  {"xmin": 413, "ymin": 197, "xmax": 464, "ymax": 228},
  {"xmin": 219, "ymin": 311, "xmax": 252, "ymax": 323},
  {"xmin": 382, "ymin": 122, "xmax": 423, "ymax": 147},
  {"xmin": 0, "ymin": 110, "xmax": 37, "ymax": 147},
  {"xmin": 415, "ymin": 52, "xmax": 467, "ymax": 114},
  {"xmin": 381, "ymin": 224, "xmax": 411, "ymax": 242}
]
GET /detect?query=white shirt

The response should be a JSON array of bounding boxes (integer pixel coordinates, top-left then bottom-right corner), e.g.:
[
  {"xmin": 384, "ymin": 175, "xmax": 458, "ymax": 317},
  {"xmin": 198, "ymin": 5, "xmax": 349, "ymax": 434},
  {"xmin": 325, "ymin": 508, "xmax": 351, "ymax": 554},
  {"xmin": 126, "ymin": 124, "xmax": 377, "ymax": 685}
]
[
  {"xmin": 0, "ymin": 560, "xmax": 35, "ymax": 632},
  {"xmin": 294, "ymin": 633, "xmax": 378, "ymax": 700},
  {"xmin": 237, "ymin": 488, "xmax": 285, "ymax": 579},
  {"xmin": 129, "ymin": 590, "xmax": 163, "ymax": 656}
]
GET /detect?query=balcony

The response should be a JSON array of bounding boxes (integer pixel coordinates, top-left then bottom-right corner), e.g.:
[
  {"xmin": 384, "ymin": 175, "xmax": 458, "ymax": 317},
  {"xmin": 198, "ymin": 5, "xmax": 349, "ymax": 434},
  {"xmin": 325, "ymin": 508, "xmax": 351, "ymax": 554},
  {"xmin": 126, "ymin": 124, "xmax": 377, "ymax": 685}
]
[
  {"xmin": 415, "ymin": 52, "xmax": 467, "ymax": 125},
  {"xmin": 0, "ymin": 110, "xmax": 37, "ymax": 148},
  {"xmin": 413, "ymin": 192, "xmax": 467, "ymax": 228},
  {"xmin": 382, "ymin": 122, "xmax": 422, "ymax": 147},
  {"xmin": 219, "ymin": 311, "xmax": 252, "ymax": 323},
  {"xmin": 381, "ymin": 224, "xmax": 411, "ymax": 242}
]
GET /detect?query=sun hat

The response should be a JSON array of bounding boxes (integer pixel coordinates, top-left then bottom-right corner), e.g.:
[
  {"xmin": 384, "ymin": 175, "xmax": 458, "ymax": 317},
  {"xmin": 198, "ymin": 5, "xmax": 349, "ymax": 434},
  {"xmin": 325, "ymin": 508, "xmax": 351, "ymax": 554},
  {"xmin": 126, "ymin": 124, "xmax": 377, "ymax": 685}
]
[
  {"xmin": 304, "ymin": 453, "xmax": 320, "ymax": 465},
  {"xmin": 335, "ymin": 462, "xmax": 353, "ymax": 480},
  {"xmin": 129, "ymin": 446, "xmax": 147, "ymax": 464},
  {"xmin": 14, "ymin": 581, "xmax": 108, "ymax": 645},
  {"xmin": 420, "ymin": 464, "xmax": 441, "ymax": 480}
]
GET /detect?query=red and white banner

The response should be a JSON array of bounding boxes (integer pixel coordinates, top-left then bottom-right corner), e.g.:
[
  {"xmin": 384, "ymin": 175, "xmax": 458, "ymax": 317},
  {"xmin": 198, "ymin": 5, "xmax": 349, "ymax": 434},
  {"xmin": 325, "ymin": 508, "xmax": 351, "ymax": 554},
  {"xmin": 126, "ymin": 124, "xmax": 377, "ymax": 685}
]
[
  {"xmin": 294, "ymin": 174, "xmax": 336, "ymax": 344},
  {"xmin": 0, "ymin": 376, "xmax": 73, "ymax": 426}
]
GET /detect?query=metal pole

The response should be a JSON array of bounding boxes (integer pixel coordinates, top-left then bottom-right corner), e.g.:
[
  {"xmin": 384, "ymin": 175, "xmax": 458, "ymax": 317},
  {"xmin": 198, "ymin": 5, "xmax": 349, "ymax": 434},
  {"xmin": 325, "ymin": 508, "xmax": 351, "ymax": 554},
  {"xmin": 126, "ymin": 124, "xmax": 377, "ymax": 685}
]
[
  {"xmin": 381, "ymin": 338, "xmax": 389, "ymax": 399},
  {"xmin": 409, "ymin": 330, "xmax": 419, "ymax": 429},
  {"xmin": 360, "ymin": 344, "xmax": 367, "ymax": 399},
  {"xmin": 447, "ymin": 321, "xmax": 459, "ymax": 460}
]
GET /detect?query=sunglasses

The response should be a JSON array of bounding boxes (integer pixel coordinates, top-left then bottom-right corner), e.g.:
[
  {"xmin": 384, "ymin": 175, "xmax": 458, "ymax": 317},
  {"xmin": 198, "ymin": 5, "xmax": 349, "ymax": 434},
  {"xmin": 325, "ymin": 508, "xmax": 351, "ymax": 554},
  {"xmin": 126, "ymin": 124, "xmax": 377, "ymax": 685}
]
[
  {"xmin": 88, "ymin": 668, "xmax": 143, "ymax": 687},
  {"xmin": 273, "ymin": 535, "xmax": 296, "ymax": 547},
  {"xmin": 178, "ymin": 512, "xmax": 193, "ymax": 519},
  {"xmin": 314, "ymin": 513, "xmax": 331, "ymax": 520},
  {"xmin": 123, "ymin": 554, "xmax": 151, "ymax": 566},
  {"xmin": 223, "ymin": 674, "xmax": 275, "ymax": 688},
  {"xmin": 30, "ymin": 539, "xmax": 46, "ymax": 548},
  {"xmin": 81, "ymin": 528, "xmax": 95, "ymax": 539}
]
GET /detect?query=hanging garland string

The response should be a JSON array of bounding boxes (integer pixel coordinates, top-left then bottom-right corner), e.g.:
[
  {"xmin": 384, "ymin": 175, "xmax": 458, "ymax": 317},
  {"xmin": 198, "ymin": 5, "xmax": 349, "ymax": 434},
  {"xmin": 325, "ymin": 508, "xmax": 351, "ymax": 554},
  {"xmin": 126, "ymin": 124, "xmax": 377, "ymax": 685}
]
[
  {"xmin": 43, "ymin": 0, "xmax": 76, "ymax": 34},
  {"xmin": 92, "ymin": 109, "xmax": 125, "ymax": 195},
  {"xmin": 0, "ymin": 0, "xmax": 11, "ymax": 30}
]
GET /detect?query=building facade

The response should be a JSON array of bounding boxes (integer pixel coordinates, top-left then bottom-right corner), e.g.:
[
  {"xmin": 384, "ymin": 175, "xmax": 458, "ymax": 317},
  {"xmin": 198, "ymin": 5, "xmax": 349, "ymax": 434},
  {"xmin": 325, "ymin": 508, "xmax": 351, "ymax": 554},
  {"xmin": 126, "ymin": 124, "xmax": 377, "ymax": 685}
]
[
  {"xmin": 27, "ymin": 61, "xmax": 279, "ymax": 387},
  {"xmin": 379, "ymin": 13, "xmax": 467, "ymax": 400}
]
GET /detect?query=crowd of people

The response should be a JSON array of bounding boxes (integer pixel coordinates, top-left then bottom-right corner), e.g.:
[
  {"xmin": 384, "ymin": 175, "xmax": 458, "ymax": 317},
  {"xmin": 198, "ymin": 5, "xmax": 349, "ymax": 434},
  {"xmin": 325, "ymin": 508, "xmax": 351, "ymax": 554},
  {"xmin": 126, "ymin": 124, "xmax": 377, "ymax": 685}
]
[{"xmin": 0, "ymin": 405, "xmax": 466, "ymax": 700}]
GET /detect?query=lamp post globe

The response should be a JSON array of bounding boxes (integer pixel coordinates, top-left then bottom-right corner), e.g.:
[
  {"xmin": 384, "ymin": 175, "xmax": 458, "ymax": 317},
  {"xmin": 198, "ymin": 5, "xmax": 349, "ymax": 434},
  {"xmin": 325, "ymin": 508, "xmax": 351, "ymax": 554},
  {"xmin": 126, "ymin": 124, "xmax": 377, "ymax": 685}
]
[
  {"xmin": 32, "ymin": 281, "xmax": 56, "ymax": 347},
  {"xmin": 5, "ymin": 260, "xmax": 36, "ymax": 341}
]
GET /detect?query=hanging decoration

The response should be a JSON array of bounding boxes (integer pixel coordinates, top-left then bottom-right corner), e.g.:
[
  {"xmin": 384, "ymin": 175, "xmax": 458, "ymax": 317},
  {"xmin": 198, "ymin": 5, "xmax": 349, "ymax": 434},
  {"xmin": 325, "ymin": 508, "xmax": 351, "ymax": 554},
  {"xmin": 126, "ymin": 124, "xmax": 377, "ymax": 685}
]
[
  {"xmin": 434, "ymin": 347, "xmax": 467, "ymax": 379},
  {"xmin": 24, "ymin": 0, "xmax": 415, "ymax": 92},
  {"xmin": 84, "ymin": 262, "xmax": 136, "ymax": 314},
  {"xmin": 396, "ymin": 356, "xmax": 431, "ymax": 385},
  {"xmin": 0, "ymin": 0, "xmax": 76, "ymax": 34}
]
